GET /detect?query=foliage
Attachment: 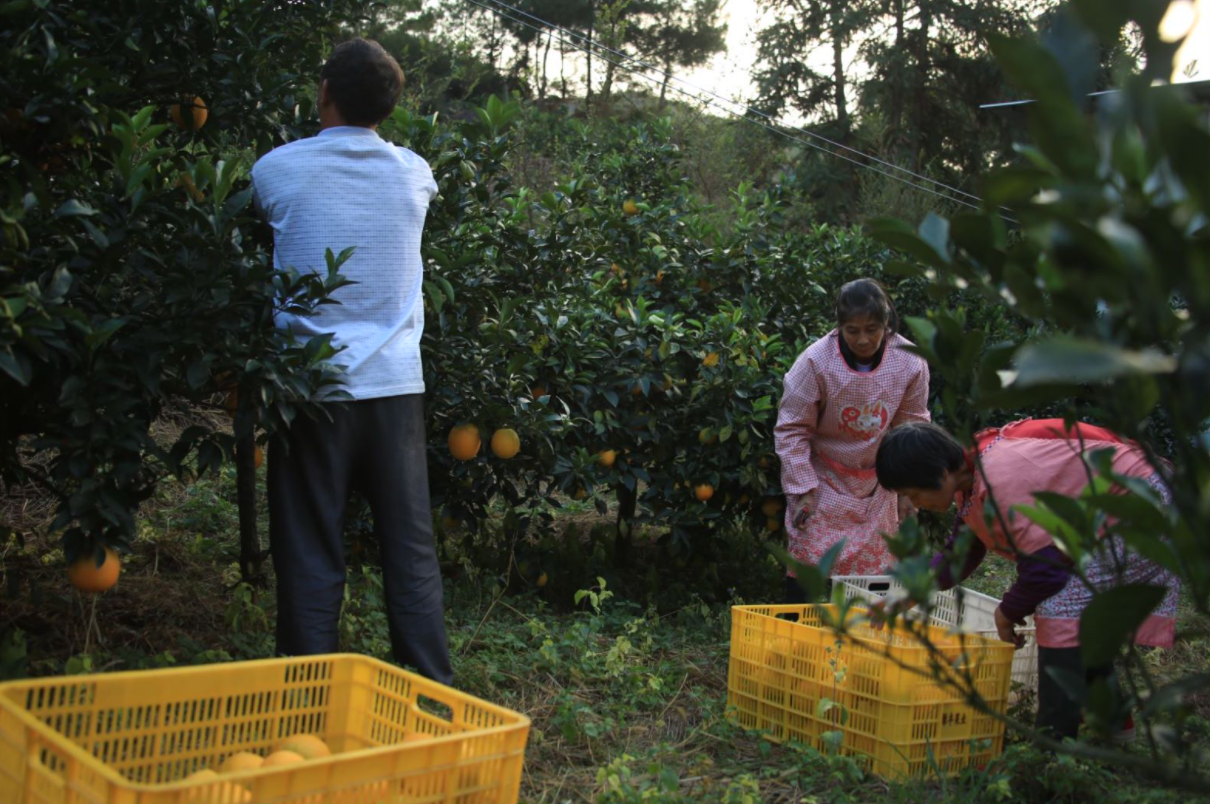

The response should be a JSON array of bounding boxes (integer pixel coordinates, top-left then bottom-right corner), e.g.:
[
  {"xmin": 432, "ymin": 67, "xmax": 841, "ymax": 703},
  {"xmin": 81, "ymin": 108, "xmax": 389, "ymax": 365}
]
[
  {"xmin": 0, "ymin": 0, "xmax": 371, "ymax": 564},
  {"xmin": 865, "ymin": 0, "xmax": 1210, "ymax": 791}
]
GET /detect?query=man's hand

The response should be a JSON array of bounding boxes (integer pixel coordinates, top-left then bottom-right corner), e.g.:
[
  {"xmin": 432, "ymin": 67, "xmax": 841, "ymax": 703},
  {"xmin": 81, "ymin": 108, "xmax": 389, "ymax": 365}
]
[
  {"xmin": 994, "ymin": 605, "xmax": 1026, "ymax": 648},
  {"xmin": 790, "ymin": 489, "xmax": 818, "ymax": 529},
  {"xmin": 897, "ymin": 494, "xmax": 917, "ymax": 522}
]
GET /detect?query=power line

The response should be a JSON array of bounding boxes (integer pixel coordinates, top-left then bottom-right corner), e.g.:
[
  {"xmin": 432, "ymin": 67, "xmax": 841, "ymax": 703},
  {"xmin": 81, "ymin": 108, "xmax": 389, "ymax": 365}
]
[{"xmin": 475, "ymin": 0, "xmax": 993, "ymax": 212}]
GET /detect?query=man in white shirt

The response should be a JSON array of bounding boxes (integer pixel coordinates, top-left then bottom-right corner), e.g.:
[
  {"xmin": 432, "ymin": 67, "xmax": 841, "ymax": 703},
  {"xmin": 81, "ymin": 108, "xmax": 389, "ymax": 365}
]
[{"xmin": 251, "ymin": 38, "xmax": 452, "ymax": 684}]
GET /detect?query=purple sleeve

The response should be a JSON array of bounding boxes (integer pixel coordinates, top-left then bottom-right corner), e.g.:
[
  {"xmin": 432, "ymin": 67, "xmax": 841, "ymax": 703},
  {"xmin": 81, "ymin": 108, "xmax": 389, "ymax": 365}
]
[
  {"xmin": 930, "ymin": 538, "xmax": 987, "ymax": 591},
  {"xmin": 999, "ymin": 546, "xmax": 1072, "ymax": 622}
]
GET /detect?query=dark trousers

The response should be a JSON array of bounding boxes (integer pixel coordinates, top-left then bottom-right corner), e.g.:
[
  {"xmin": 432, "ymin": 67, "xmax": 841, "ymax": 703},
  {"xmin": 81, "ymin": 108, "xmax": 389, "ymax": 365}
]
[
  {"xmin": 1037, "ymin": 647, "xmax": 1114, "ymax": 741},
  {"xmin": 783, "ymin": 575, "xmax": 832, "ymax": 604},
  {"xmin": 267, "ymin": 393, "xmax": 453, "ymax": 685}
]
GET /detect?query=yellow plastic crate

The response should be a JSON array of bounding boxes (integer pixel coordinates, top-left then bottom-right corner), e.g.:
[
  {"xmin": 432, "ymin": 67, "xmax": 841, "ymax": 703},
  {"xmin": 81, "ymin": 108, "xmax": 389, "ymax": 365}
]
[
  {"xmin": 0, "ymin": 653, "xmax": 530, "ymax": 804},
  {"xmin": 727, "ymin": 604, "xmax": 1014, "ymax": 779}
]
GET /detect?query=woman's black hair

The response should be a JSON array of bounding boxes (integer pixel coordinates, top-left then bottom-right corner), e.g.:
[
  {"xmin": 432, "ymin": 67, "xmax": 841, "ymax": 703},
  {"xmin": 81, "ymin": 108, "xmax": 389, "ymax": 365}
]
[
  {"xmin": 876, "ymin": 422, "xmax": 966, "ymax": 491},
  {"xmin": 320, "ymin": 39, "xmax": 404, "ymax": 126},
  {"xmin": 836, "ymin": 278, "xmax": 898, "ymax": 332}
]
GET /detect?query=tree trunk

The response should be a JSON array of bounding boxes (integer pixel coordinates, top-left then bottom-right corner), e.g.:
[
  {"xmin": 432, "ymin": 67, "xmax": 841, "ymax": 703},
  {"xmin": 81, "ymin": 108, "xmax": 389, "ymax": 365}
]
[
  {"xmin": 236, "ymin": 434, "xmax": 261, "ymax": 582},
  {"xmin": 659, "ymin": 55, "xmax": 671, "ymax": 108},
  {"xmin": 560, "ymin": 37, "xmax": 569, "ymax": 98},
  {"xmin": 614, "ymin": 483, "xmax": 637, "ymax": 562},
  {"xmin": 911, "ymin": 0, "xmax": 931, "ymax": 171},
  {"xmin": 540, "ymin": 29, "xmax": 553, "ymax": 100},
  {"xmin": 586, "ymin": 1, "xmax": 595, "ymax": 105},
  {"xmin": 830, "ymin": 0, "xmax": 848, "ymax": 133},
  {"xmin": 889, "ymin": 0, "xmax": 905, "ymax": 139}
]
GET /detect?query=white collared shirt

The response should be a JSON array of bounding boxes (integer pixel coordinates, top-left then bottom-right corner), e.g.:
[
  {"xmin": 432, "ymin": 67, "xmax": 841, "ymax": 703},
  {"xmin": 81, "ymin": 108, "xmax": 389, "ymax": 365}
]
[{"xmin": 251, "ymin": 125, "xmax": 438, "ymax": 400}]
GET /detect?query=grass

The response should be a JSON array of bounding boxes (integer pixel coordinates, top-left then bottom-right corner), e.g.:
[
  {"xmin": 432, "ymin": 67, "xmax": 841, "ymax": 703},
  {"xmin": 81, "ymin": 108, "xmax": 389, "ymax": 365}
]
[{"xmin": 1, "ymin": 462, "xmax": 1208, "ymax": 803}]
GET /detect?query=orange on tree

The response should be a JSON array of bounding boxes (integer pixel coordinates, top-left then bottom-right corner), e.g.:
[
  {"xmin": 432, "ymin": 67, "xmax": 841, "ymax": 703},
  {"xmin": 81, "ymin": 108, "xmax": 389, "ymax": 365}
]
[
  {"xmin": 531, "ymin": 384, "xmax": 547, "ymax": 399},
  {"xmin": 490, "ymin": 427, "xmax": 520, "ymax": 459},
  {"xmin": 694, "ymin": 483, "xmax": 715, "ymax": 502},
  {"xmin": 219, "ymin": 752, "xmax": 264, "ymax": 774},
  {"xmin": 698, "ymin": 428, "xmax": 717, "ymax": 446},
  {"xmin": 253, "ymin": 446, "xmax": 264, "ymax": 469},
  {"xmin": 536, "ymin": 572, "xmax": 549, "ymax": 588},
  {"xmin": 68, "ymin": 545, "xmax": 120, "ymax": 593},
  {"xmin": 275, "ymin": 734, "xmax": 331, "ymax": 760},
  {"xmin": 448, "ymin": 424, "xmax": 481, "ymax": 461},
  {"xmin": 702, "ymin": 352, "xmax": 720, "ymax": 368},
  {"xmin": 761, "ymin": 497, "xmax": 783, "ymax": 518},
  {"xmin": 170, "ymin": 96, "xmax": 208, "ymax": 130},
  {"xmin": 573, "ymin": 487, "xmax": 588, "ymax": 501},
  {"xmin": 655, "ymin": 270, "xmax": 665, "ymax": 286},
  {"xmin": 765, "ymin": 518, "xmax": 782, "ymax": 533},
  {"xmin": 622, "ymin": 199, "xmax": 640, "ymax": 216},
  {"xmin": 597, "ymin": 449, "xmax": 617, "ymax": 468}
]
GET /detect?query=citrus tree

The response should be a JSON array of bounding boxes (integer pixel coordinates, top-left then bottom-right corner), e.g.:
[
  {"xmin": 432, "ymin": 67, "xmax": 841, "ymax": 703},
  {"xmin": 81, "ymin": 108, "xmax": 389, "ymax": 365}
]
[
  {"xmin": 0, "ymin": 0, "xmax": 371, "ymax": 583},
  {"xmin": 854, "ymin": 0, "xmax": 1210, "ymax": 790}
]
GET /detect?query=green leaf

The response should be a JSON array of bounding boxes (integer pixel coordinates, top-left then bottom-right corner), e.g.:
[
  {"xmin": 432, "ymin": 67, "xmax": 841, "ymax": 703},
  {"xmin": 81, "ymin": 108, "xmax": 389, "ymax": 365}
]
[
  {"xmin": 917, "ymin": 213, "xmax": 951, "ymax": 265},
  {"xmin": 1079, "ymin": 584, "xmax": 1166, "ymax": 667},
  {"xmin": 53, "ymin": 200, "xmax": 96, "ymax": 218},
  {"xmin": 1011, "ymin": 338, "xmax": 1176, "ymax": 387}
]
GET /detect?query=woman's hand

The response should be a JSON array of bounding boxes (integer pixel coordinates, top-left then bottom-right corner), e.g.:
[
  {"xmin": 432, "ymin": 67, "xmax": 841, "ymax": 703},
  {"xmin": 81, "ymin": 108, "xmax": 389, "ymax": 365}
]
[
  {"xmin": 790, "ymin": 489, "xmax": 818, "ymax": 529},
  {"xmin": 994, "ymin": 605, "xmax": 1026, "ymax": 648},
  {"xmin": 897, "ymin": 494, "xmax": 917, "ymax": 522}
]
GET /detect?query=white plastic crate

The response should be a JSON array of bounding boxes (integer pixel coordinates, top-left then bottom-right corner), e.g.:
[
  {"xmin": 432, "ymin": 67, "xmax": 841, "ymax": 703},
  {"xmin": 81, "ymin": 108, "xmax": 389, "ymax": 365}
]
[{"xmin": 834, "ymin": 575, "xmax": 1039, "ymax": 695}]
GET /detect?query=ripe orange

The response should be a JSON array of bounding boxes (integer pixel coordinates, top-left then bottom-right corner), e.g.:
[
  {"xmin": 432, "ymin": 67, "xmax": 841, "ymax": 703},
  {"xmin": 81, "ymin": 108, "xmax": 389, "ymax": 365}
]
[
  {"xmin": 694, "ymin": 484, "xmax": 715, "ymax": 502},
  {"xmin": 253, "ymin": 446, "xmax": 264, "ymax": 469},
  {"xmin": 622, "ymin": 199, "xmax": 640, "ymax": 216},
  {"xmin": 490, "ymin": 428, "xmax": 520, "ymax": 459},
  {"xmin": 655, "ymin": 270, "xmax": 665, "ymax": 286},
  {"xmin": 765, "ymin": 518, "xmax": 782, "ymax": 533},
  {"xmin": 536, "ymin": 572, "xmax": 548, "ymax": 588},
  {"xmin": 67, "ymin": 546, "xmax": 120, "ymax": 593},
  {"xmin": 761, "ymin": 498, "xmax": 783, "ymax": 518},
  {"xmin": 573, "ymin": 487, "xmax": 588, "ymax": 501},
  {"xmin": 274, "ymin": 734, "xmax": 330, "ymax": 760},
  {"xmin": 597, "ymin": 449, "xmax": 617, "ymax": 468},
  {"xmin": 698, "ymin": 428, "xmax": 717, "ymax": 446},
  {"xmin": 219, "ymin": 752, "xmax": 264, "ymax": 774},
  {"xmin": 448, "ymin": 424, "xmax": 481, "ymax": 461},
  {"xmin": 702, "ymin": 352, "xmax": 720, "ymax": 368},
  {"xmin": 531, "ymin": 385, "xmax": 548, "ymax": 399},
  {"xmin": 262, "ymin": 750, "xmax": 304, "ymax": 768},
  {"xmin": 170, "ymin": 96, "xmax": 208, "ymax": 130}
]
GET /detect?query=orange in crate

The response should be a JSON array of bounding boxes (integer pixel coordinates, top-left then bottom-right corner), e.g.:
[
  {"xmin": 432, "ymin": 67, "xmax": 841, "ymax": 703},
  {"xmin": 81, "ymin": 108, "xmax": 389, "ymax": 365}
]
[
  {"xmin": 0, "ymin": 654, "xmax": 530, "ymax": 803},
  {"xmin": 727, "ymin": 604, "xmax": 1014, "ymax": 779}
]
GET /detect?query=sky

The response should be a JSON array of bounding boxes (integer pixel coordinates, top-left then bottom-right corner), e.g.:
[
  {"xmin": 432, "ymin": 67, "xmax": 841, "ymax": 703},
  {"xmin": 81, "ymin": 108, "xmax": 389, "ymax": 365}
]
[{"xmin": 678, "ymin": 0, "xmax": 1208, "ymax": 109}]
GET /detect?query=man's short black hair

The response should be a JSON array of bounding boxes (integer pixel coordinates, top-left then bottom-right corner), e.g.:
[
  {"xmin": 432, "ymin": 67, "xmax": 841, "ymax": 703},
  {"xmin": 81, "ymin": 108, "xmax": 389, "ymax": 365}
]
[
  {"xmin": 320, "ymin": 38, "xmax": 404, "ymax": 126},
  {"xmin": 876, "ymin": 422, "xmax": 966, "ymax": 491}
]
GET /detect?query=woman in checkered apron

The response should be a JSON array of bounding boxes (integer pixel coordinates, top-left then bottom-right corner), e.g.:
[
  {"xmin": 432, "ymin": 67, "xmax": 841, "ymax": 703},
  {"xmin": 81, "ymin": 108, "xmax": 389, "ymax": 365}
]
[
  {"xmin": 774, "ymin": 279, "xmax": 931, "ymax": 600},
  {"xmin": 875, "ymin": 419, "xmax": 1181, "ymax": 740}
]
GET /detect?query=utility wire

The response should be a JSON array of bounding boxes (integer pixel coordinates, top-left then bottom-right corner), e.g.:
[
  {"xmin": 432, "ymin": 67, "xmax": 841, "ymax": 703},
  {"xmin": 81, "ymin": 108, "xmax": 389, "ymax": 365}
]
[{"xmin": 476, "ymin": 0, "xmax": 994, "ymax": 212}]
